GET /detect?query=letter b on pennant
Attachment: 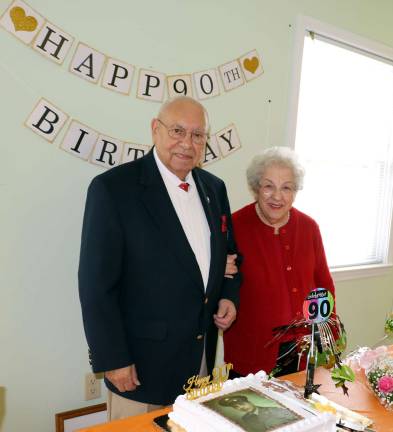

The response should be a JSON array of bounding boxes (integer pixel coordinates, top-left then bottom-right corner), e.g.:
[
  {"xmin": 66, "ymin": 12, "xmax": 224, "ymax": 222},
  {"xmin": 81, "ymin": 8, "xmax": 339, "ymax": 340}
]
[{"xmin": 25, "ymin": 98, "xmax": 69, "ymax": 142}]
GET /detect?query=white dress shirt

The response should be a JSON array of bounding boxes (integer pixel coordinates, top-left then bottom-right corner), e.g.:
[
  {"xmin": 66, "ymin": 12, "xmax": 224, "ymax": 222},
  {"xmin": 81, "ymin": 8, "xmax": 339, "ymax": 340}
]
[
  {"xmin": 153, "ymin": 148, "xmax": 211, "ymax": 290},
  {"xmin": 154, "ymin": 149, "xmax": 211, "ymax": 377}
]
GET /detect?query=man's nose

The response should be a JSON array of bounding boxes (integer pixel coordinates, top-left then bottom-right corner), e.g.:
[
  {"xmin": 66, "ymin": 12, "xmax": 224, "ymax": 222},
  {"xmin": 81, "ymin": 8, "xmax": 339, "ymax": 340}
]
[{"xmin": 180, "ymin": 132, "xmax": 193, "ymax": 148}]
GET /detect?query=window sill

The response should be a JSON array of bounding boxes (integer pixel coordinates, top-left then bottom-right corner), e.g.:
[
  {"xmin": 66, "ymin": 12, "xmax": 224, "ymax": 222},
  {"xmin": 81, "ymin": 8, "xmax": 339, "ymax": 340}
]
[{"xmin": 331, "ymin": 263, "xmax": 393, "ymax": 282}]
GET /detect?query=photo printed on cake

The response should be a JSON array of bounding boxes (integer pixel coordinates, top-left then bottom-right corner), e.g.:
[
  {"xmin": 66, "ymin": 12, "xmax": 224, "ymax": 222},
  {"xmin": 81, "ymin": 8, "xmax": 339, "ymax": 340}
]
[{"xmin": 202, "ymin": 388, "xmax": 302, "ymax": 432}]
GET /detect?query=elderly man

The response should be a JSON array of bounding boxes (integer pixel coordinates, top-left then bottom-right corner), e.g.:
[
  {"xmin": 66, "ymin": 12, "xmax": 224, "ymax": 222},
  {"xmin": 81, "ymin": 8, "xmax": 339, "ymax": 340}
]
[{"xmin": 78, "ymin": 96, "xmax": 240, "ymax": 419}]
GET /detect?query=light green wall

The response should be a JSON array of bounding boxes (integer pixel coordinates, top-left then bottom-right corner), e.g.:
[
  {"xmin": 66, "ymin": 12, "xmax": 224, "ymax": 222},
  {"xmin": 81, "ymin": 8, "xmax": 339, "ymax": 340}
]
[{"xmin": 1, "ymin": 1, "xmax": 392, "ymax": 431}]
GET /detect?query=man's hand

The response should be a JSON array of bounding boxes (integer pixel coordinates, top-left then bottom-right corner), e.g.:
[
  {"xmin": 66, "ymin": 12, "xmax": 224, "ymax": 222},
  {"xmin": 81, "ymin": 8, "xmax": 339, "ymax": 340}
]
[
  {"xmin": 214, "ymin": 299, "xmax": 236, "ymax": 330},
  {"xmin": 224, "ymin": 254, "xmax": 238, "ymax": 279},
  {"xmin": 105, "ymin": 364, "xmax": 140, "ymax": 392}
]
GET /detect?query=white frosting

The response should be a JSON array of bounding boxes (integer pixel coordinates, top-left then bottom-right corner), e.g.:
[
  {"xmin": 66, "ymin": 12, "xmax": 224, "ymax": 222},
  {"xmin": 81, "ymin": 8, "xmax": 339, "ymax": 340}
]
[{"xmin": 169, "ymin": 371, "xmax": 336, "ymax": 432}]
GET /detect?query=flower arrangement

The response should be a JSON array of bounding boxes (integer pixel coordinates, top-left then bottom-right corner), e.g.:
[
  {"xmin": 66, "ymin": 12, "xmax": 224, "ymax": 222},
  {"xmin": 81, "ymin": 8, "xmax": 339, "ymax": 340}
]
[
  {"xmin": 344, "ymin": 311, "xmax": 393, "ymax": 411},
  {"xmin": 365, "ymin": 348, "xmax": 393, "ymax": 410}
]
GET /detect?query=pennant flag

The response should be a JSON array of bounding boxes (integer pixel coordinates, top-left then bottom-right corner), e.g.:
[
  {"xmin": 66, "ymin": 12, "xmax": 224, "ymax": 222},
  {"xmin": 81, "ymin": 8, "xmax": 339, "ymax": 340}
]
[
  {"xmin": 121, "ymin": 143, "xmax": 152, "ymax": 163},
  {"xmin": 101, "ymin": 58, "xmax": 135, "ymax": 95},
  {"xmin": 25, "ymin": 98, "xmax": 68, "ymax": 142},
  {"xmin": 167, "ymin": 74, "xmax": 193, "ymax": 98},
  {"xmin": 137, "ymin": 69, "xmax": 166, "ymax": 102},
  {"xmin": 215, "ymin": 123, "xmax": 241, "ymax": 157},
  {"xmin": 219, "ymin": 59, "xmax": 245, "ymax": 92},
  {"xmin": 202, "ymin": 135, "xmax": 222, "ymax": 167},
  {"xmin": 239, "ymin": 49, "xmax": 264, "ymax": 81},
  {"xmin": 33, "ymin": 21, "xmax": 74, "ymax": 65},
  {"xmin": 70, "ymin": 42, "xmax": 106, "ymax": 84},
  {"xmin": 193, "ymin": 68, "xmax": 220, "ymax": 100},
  {"xmin": 0, "ymin": 0, "xmax": 45, "ymax": 44},
  {"xmin": 60, "ymin": 120, "xmax": 99, "ymax": 160},
  {"xmin": 90, "ymin": 134, "xmax": 123, "ymax": 169}
]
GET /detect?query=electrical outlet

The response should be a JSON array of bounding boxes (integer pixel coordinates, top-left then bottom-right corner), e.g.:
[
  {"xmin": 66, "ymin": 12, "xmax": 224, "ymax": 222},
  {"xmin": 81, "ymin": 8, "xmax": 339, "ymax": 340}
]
[{"xmin": 85, "ymin": 372, "xmax": 101, "ymax": 401}]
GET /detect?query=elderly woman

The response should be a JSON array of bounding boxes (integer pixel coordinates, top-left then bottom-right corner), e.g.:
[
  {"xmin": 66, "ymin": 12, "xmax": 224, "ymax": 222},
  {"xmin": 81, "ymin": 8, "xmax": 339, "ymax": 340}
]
[{"xmin": 224, "ymin": 146, "xmax": 335, "ymax": 377}]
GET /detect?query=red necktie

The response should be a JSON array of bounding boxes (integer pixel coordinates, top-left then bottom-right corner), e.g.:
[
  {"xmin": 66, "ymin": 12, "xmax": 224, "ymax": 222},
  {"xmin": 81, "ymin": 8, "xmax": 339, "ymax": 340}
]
[{"xmin": 179, "ymin": 182, "xmax": 190, "ymax": 192}]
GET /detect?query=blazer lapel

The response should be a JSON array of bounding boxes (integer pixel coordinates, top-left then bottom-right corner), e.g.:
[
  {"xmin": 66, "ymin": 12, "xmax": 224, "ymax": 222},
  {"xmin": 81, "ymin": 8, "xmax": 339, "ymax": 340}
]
[
  {"xmin": 193, "ymin": 170, "xmax": 222, "ymax": 296},
  {"xmin": 138, "ymin": 152, "xmax": 205, "ymax": 292}
]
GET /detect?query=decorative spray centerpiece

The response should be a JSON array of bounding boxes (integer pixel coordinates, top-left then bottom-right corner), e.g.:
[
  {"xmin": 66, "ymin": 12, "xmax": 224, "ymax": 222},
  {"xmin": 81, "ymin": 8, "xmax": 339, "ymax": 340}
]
[{"xmin": 267, "ymin": 288, "xmax": 355, "ymax": 397}]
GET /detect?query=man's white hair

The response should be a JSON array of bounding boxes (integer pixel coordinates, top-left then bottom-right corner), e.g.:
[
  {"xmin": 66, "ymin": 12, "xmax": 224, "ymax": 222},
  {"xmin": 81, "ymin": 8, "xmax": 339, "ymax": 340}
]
[{"xmin": 157, "ymin": 96, "xmax": 210, "ymax": 133}]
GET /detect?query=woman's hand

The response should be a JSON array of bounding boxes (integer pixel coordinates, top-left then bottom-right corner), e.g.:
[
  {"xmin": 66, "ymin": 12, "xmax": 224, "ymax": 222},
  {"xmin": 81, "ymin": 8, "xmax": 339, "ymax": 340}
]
[{"xmin": 224, "ymin": 254, "xmax": 238, "ymax": 279}]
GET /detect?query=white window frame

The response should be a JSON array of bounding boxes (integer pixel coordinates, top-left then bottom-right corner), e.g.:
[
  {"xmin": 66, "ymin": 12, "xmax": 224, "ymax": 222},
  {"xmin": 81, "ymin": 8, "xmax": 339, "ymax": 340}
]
[{"xmin": 286, "ymin": 15, "xmax": 393, "ymax": 282}]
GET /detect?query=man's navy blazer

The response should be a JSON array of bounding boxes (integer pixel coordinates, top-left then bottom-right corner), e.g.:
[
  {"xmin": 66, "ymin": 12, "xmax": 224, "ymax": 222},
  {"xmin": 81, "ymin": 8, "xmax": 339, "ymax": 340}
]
[{"xmin": 78, "ymin": 150, "xmax": 240, "ymax": 405}]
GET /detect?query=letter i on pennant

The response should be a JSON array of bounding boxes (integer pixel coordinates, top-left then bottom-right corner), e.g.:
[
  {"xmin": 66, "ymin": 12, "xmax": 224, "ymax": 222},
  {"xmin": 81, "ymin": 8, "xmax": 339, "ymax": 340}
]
[{"xmin": 60, "ymin": 120, "xmax": 99, "ymax": 160}]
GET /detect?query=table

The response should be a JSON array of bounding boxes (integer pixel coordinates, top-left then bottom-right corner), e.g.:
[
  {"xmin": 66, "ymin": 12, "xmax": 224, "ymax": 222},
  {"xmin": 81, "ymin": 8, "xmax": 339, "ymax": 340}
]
[{"xmin": 78, "ymin": 367, "xmax": 393, "ymax": 432}]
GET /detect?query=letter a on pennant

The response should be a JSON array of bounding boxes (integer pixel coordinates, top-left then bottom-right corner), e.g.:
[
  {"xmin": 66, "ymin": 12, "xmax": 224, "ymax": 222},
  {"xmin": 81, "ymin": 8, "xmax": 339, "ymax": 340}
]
[
  {"xmin": 70, "ymin": 42, "xmax": 106, "ymax": 84},
  {"xmin": 202, "ymin": 135, "xmax": 221, "ymax": 167},
  {"xmin": 25, "ymin": 98, "xmax": 69, "ymax": 142}
]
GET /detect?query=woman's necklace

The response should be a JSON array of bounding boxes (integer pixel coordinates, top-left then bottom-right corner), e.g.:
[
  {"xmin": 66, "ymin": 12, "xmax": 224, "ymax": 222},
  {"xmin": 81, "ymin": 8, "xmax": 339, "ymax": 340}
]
[{"xmin": 255, "ymin": 203, "xmax": 290, "ymax": 235}]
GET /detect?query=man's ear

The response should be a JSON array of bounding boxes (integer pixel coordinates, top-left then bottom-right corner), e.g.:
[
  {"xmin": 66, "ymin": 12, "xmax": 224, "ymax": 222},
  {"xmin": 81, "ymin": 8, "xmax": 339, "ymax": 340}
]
[
  {"xmin": 151, "ymin": 118, "xmax": 159, "ymax": 142},
  {"xmin": 151, "ymin": 118, "xmax": 159, "ymax": 133}
]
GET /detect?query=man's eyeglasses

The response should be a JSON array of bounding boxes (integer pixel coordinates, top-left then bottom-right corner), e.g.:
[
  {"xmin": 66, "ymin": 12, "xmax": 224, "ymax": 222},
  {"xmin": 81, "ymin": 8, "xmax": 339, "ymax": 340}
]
[{"xmin": 157, "ymin": 118, "xmax": 209, "ymax": 145}]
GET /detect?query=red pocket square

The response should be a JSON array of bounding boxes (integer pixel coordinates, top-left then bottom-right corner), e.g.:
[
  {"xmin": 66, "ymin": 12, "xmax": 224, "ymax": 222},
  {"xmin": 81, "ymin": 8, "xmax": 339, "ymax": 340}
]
[{"xmin": 221, "ymin": 215, "xmax": 227, "ymax": 232}]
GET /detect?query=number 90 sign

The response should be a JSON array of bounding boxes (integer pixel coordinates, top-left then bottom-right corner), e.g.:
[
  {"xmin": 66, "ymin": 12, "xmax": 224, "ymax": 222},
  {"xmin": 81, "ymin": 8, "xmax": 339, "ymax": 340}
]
[{"xmin": 302, "ymin": 288, "xmax": 334, "ymax": 323}]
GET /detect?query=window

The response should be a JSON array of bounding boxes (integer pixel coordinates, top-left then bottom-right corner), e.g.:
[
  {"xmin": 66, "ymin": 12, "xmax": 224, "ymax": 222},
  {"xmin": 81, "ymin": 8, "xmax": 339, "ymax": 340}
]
[{"xmin": 288, "ymin": 16, "xmax": 393, "ymax": 279}]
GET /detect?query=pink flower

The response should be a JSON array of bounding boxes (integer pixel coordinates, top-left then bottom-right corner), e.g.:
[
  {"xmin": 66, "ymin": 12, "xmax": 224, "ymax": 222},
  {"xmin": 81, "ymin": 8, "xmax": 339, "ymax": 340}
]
[
  {"xmin": 377, "ymin": 376, "xmax": 393, "ymax": 393},
  {"xmin": 375, "ymin": 346, "xmax": 388, "ymax": 356},
  {"xmin": 359, "ymin": 351, "xmax": 378, "ymax": 369},
  {"xmin": 359, "ymin": 346, "xmax": 388, "ymax": 370}
]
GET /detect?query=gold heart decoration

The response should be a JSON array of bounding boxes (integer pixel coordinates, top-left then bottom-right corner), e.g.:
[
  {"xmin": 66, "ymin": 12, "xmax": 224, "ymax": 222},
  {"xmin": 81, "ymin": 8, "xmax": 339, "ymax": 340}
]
[
  {"xmin": 243, "ymin": 57, "xmax": 259, "ymax": 74},
  {"xmin": 10, "ymin": 6, "xmax": 38, "ymax": 32}
]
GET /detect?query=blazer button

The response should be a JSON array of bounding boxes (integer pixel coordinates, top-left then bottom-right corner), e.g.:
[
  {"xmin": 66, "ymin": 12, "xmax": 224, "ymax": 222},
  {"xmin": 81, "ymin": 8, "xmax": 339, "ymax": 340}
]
[
  {"xmin": 204, "ymin": 297, "xmax": 208, "ymax": 304},
  {"xmin": 197, "ymin": 334, "xmax": 204, "ymax": 340}
]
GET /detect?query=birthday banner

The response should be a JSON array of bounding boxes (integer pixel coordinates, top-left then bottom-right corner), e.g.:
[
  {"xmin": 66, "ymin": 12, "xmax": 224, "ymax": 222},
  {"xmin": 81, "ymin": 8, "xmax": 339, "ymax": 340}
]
[
  {"xmin": 24, "ymin": 98, "xmax": 242, "ymax": 169},
  {"xmin": 0, "ymin": 0, "xmax": 264, "ymax": 102}
]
